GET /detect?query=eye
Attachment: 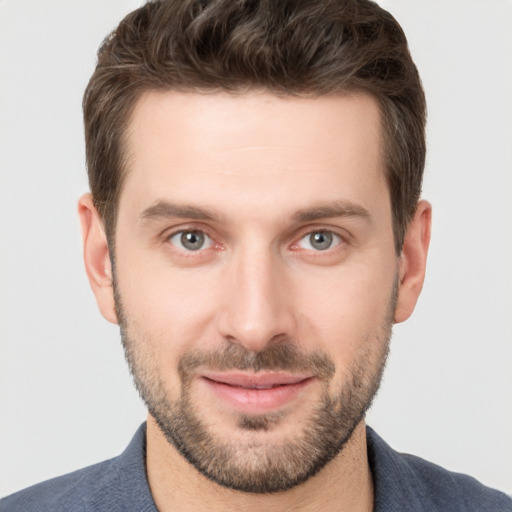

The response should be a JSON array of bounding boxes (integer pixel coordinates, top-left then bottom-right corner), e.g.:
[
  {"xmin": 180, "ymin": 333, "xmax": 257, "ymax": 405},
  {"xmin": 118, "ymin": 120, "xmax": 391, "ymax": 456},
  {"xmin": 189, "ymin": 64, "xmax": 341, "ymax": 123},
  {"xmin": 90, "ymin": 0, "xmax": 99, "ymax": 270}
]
[
  {"xmin": 297, "ymin": 230, "xmax": 342, "ymax": 251},
  {"xmin": 168, "ymin": 230, "xmax": 213, "ymax": 251}
]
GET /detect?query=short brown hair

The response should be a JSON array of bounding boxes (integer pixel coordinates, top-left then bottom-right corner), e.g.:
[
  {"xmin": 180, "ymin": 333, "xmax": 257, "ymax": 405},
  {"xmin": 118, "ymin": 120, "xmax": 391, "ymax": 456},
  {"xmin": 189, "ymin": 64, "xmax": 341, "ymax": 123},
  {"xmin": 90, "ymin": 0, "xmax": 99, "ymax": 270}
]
[{"xmin": 83, "ymin": 0, "xmax": 426, "ymax": 252}]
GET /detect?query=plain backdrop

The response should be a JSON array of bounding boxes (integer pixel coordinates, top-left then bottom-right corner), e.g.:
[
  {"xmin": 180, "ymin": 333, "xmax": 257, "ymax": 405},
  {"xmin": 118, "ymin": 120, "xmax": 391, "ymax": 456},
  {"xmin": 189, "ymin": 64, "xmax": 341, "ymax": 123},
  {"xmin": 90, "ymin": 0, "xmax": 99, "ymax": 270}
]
[{"xmin": 1, "ymin": 0, "xmax": 511, "ymax": 498}]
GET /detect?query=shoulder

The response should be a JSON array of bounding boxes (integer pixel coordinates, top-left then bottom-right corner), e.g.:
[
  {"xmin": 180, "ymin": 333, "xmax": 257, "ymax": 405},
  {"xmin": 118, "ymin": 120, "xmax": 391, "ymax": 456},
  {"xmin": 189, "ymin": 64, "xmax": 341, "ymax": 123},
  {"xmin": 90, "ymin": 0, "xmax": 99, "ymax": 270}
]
[
  {"xmin": 367, "ymin": 427, "xmax": 512, "ymax": 511},
  {"xmin": 0, "ymin": 424, "xmax": 156, "ymax": 512},
  {"xmin": 0, "ymin": 457, "xmax": 121, "ymax": 512},
  {"xmin": 399, "ymin": 451, "xmax": 512, "ymax": 511}
]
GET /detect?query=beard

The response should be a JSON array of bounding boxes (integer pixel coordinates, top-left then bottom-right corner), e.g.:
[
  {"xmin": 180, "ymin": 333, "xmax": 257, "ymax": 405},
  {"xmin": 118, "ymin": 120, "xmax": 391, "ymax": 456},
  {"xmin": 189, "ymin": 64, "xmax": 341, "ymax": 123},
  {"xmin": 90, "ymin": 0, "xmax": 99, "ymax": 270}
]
[{"xmin": 114, "ymin": 279, "xmax": 396, "ymax": 494}]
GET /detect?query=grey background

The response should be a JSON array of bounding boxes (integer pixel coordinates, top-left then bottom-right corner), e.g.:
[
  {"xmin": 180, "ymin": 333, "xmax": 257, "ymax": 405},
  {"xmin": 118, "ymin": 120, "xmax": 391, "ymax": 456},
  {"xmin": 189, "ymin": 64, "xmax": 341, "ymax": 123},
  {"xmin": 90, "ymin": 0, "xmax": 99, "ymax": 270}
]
[{"xmin": 1, "ymin": 0, "xmax": 511, "ymax": 497}]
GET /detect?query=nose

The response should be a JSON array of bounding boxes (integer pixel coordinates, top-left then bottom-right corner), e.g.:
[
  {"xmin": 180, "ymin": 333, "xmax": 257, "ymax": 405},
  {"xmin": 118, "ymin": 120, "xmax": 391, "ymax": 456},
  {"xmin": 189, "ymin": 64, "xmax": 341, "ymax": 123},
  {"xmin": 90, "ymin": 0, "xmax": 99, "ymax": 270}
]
[{"xmin": 217, "ymin": 243, "xmax": 296, "ymax": 353}]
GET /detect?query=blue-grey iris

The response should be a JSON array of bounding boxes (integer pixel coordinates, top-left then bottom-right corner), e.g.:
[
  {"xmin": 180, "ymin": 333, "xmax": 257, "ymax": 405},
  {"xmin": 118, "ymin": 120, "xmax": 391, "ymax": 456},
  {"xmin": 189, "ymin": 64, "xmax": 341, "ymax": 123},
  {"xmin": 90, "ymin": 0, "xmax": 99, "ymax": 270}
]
[
  {"xmin": 181, "ymin": 231, "xmax": 205, "ymax": 250},
  {"xmin": 310, "ymin": 231, "xmax": 333, "ymax": 251}
]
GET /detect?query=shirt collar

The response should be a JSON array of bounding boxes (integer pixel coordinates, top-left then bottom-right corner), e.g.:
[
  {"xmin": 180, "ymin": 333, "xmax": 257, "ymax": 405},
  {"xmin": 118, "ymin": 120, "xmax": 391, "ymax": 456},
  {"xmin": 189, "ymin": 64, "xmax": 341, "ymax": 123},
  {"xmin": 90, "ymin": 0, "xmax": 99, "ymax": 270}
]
[
  {"xmin": 115, "ymin": 423, "xmax": 158, "ymax": 512},
  {"xmin": 367, "ymin": 426, "xmax": 432, "ymax": 512}
]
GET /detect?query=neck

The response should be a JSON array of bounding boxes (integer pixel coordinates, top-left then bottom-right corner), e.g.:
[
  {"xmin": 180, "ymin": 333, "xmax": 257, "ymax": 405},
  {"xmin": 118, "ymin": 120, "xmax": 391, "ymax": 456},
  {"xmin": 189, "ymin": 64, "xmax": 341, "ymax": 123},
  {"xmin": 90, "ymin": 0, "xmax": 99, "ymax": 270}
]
[{"xmin": 146, "ymin": 416, "xmax": 374, "ymax": 512}]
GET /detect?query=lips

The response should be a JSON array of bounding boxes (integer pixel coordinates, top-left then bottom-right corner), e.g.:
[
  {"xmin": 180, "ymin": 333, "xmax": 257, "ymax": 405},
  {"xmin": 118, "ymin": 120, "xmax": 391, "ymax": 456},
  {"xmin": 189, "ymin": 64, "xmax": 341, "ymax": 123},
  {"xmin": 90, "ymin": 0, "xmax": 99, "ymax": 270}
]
[
  {"xmin": 204, "ymin": 372, "xmax": 310, "ymax": 388},
  {"xmin": 200, "ymin": 372, "xmax": 313, "ymax": 414}
]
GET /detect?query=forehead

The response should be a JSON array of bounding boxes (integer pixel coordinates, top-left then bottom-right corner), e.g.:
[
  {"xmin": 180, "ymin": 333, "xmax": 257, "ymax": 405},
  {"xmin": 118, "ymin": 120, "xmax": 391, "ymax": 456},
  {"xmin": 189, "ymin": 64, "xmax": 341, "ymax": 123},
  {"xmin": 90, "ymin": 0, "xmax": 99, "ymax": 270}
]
[
  {"xmin": 126, "ymin": 89, "xmax": 382, "ymax": 158},
  {"xmin": 120, "ymin": 90, "xmax": 388, "ymax": 220}
]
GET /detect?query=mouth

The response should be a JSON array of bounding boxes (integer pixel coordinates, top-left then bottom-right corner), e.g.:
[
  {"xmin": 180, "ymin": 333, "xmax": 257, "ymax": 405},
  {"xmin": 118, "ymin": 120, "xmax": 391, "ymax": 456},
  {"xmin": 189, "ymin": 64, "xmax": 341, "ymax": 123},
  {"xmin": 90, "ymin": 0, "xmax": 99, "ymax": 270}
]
[{"xmin": 200, "ymin": 371, "xmax": 314, "ymax": 414}]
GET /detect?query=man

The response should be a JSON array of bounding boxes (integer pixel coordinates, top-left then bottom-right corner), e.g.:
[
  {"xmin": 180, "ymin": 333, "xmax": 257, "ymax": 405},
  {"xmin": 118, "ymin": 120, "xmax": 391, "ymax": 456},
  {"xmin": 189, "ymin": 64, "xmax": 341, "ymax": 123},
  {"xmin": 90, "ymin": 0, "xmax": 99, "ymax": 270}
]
[{"xmin": 1, "ymin": 0, "xmax": 510, "ymax": 510}]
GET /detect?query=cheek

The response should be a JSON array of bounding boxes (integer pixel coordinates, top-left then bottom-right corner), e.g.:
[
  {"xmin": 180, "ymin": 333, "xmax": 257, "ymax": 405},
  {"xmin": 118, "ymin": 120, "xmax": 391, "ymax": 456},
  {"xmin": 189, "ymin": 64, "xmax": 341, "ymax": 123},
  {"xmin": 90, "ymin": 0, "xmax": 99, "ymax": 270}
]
[
  {"xmin": 115, "ymin": 265, "xmax": 223, "ymax": 399},
  {"xmin": 293, "ymin": 263, "xmax": 395, "ymax": 358},
  {"xmin": 116, "ymin": 257, "xmax": 222, "ymax": 353}
]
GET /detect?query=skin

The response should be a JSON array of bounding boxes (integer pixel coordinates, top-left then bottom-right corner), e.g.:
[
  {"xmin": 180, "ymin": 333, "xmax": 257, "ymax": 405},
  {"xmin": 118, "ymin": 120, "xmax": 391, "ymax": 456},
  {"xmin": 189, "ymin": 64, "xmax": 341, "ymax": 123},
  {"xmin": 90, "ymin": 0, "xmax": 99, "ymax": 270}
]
[{"xmin": 79, "ymin": 91, "xmax": 431, "ymax": 512}]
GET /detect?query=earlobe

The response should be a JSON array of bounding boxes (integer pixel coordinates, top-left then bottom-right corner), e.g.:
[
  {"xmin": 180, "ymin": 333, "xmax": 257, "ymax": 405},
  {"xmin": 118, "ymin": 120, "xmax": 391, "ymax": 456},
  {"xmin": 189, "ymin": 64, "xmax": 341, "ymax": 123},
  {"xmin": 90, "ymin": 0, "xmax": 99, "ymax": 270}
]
[
  {"xmin": 394, "ymin": 200, "xmax": 432, "ymax": 324},
  {"xmin": 78, "ymin": 193, "xmax": 118, "ymax": 324}
]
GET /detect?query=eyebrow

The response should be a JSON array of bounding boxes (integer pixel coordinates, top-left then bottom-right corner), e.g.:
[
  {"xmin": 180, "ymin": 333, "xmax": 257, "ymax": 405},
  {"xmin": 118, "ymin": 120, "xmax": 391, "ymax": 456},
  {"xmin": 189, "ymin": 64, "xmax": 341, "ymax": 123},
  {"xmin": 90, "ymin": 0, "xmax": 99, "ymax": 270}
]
[
  {"xmin": 138, "ymin": 199, "xmax": 371, "ymax": 225},
  {"xmin": 138, "ymin": 201, "xmax": 224, "ymax": 223},
  {"xmin": 291, "ymin": 201, "xmax": 371, "ymax": 223}
]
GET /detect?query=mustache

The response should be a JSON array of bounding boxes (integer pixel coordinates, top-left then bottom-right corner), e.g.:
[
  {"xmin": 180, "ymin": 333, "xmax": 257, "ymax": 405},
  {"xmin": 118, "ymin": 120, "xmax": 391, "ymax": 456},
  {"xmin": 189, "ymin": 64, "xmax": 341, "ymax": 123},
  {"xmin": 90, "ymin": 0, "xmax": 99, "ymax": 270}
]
[{"xmin": 178, "ymin": 342, "xmax": 335, "ymax": 381}]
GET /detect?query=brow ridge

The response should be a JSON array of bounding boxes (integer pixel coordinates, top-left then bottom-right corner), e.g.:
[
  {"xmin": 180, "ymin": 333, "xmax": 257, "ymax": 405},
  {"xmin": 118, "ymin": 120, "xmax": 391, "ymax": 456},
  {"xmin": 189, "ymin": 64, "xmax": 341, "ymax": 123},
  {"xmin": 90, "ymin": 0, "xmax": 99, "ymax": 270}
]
[
  {"xmin": 138, "ymin": 199, "xmax": 371, "ymax": 225},
  {"xmin": 292, "ymin": 201, "xmax": 371, "ymax": 223},
  {"xmin": 138, "ymin": 200, "xmax": 223, "ymax": 223}
]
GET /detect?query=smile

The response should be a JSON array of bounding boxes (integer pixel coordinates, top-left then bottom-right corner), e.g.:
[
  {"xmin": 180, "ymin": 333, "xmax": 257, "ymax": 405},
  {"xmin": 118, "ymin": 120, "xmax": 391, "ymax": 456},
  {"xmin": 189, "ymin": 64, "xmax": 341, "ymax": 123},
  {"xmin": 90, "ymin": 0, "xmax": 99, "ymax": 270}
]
[{"xmin": 200, "ymin": 372, "xmax": 314, "ymax": 414}]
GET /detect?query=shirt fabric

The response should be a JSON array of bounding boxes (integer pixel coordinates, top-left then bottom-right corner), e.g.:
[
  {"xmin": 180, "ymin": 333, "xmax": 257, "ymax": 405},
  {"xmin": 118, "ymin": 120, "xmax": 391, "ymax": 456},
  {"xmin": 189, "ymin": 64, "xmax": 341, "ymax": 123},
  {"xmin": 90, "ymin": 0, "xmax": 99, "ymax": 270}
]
[{"xmin": 2, "ymin": 423, "xmax": 511, "ymax": 511}]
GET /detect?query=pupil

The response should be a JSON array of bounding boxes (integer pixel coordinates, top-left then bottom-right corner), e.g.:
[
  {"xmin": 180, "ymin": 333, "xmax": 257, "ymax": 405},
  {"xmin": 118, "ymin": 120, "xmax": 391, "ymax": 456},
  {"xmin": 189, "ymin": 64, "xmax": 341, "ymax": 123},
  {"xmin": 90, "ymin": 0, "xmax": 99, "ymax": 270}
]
[
  {"xmin": 311, "ymin": 231, "xmax": 332, "ymax": 250},
  {"xmin": 181, "ymin": 231, "xmax": 204, "ymax": 250}
]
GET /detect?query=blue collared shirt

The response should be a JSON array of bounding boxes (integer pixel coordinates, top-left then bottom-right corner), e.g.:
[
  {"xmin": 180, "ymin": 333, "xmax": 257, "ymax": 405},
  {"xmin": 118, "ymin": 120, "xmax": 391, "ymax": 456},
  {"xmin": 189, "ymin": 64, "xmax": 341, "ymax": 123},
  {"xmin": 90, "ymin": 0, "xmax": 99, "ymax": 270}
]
[{"xmin": 2, "ymin": 423, "xmax": 511, "ymax": 511}]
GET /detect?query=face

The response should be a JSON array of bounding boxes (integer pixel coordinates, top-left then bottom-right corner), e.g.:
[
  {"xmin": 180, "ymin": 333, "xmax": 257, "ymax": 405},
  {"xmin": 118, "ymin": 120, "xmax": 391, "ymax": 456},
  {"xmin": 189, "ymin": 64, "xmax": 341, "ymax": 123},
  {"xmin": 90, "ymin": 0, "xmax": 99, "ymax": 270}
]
[{"xmin": 110, "ymin": 91, "xmax": 400, "ymax": 492}]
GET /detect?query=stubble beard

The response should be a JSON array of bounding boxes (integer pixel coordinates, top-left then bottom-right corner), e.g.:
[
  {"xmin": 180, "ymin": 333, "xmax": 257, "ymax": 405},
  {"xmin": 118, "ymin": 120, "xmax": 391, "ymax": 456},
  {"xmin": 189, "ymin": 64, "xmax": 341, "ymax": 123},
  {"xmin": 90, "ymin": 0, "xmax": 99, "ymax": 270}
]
[{"xmin": 114, "ymin": 280, "xmax": 396, "ymax": 494}]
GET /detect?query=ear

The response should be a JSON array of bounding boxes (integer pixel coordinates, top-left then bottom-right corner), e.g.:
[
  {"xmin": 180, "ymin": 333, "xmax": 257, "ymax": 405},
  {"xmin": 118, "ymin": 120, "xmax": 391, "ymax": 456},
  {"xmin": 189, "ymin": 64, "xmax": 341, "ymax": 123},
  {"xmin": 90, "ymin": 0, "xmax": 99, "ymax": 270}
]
[
  {"xmin": 78, "ymin": 193, "xmax": 118, "ymax": 324},
  {"xmin": 394, "ymin": 200, "xmax": 432, "ymax": 324}
]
